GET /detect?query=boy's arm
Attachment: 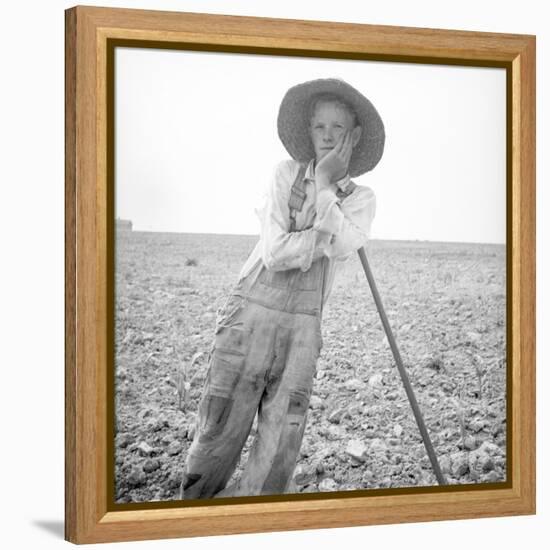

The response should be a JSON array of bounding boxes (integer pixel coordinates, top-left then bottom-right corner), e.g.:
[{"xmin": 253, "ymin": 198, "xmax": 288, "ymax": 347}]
[
  {"xmin": 312, "ymin": 184, "xmax": 377, "ymax": 260},
  {"xmin": 258, "ymin": 161, "xmax": 327, "ymax": 272},
  {"xmin": 308, "ymin": 130, "xmax": 376, "ymax": 260}
]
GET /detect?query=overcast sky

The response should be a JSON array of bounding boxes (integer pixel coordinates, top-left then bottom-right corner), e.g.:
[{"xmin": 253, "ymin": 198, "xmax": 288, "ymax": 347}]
[{"xmin": 115, "ymin": 48, "xmax": 506, "ymax": 244}]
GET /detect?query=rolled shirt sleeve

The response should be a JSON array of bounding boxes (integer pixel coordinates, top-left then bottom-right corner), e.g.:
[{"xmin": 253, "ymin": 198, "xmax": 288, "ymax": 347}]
[
  {"xmin": 257, "ymin": 161, "xmax": 320, "ymax": 272},
  {"xmin": 314, "ymin": 185, "xmax": 377, "ymax": 260}
]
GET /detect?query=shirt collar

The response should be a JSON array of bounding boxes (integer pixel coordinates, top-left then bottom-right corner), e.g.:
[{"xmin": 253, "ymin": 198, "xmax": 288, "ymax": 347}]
[{"xmin": 303, "ymin": 159, "xmax": 351, "ymax": 193}]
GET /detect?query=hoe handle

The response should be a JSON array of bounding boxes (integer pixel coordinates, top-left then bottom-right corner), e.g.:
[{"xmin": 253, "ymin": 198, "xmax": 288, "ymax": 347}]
[{"xmin": 358, "ymin": 247, "xmax": 447, "ymax": 486}]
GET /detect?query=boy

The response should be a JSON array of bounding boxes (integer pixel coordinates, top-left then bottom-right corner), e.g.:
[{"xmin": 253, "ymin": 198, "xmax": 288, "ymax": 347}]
[{"xmin": 180, "ymin": 78, "xmax": 385, "ymax": 499}]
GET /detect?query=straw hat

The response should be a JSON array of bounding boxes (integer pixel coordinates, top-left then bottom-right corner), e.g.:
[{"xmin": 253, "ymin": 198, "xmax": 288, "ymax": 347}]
[{"xmin": 277, "ymin": 78, "xmax": 385, "ymax": 177}]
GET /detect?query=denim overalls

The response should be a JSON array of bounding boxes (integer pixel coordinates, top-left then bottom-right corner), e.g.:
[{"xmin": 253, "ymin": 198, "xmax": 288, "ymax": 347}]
[{"xmin": 181, "ymin": 165, "xmax": 354, "ymax": 499}]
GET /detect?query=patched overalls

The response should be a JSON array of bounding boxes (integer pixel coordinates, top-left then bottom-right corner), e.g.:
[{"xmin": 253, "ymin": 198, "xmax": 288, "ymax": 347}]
[{"xmin": 180, "ymin": 165, "xmax": 355, "ymax": 499}]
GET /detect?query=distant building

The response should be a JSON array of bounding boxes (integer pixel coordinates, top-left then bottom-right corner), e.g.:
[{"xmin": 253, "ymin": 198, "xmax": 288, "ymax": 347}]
[{"xmin": 116, "ymin": 218, "xmax": 133, "ymax": 232}]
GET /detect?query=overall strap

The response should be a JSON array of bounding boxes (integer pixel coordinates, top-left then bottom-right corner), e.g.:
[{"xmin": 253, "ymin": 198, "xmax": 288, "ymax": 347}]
[
  {"xmin": 335, "ymin": 181, "xmax": 357, "ymax": 200},
  {"xmin": 288, "ymin": 163, "xmax": 308, "ymax": 233}
]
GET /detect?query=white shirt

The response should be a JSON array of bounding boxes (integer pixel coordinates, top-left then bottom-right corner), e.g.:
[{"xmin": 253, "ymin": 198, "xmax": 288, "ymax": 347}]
[{"xmin": 238, "ymin": 158, "xmax": 376, "ymax": 304}]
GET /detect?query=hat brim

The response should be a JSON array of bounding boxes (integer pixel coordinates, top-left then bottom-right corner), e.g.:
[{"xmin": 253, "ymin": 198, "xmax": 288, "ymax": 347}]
[{"xmin": 277, "ymin": 78, "xmax": 385, "ymax": 177}]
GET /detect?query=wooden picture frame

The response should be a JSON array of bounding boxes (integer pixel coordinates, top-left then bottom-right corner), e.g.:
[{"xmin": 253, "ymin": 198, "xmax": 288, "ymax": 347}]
[{"xmin": 65, "ymin": 5, "xmax": 535, "ymax": 544}]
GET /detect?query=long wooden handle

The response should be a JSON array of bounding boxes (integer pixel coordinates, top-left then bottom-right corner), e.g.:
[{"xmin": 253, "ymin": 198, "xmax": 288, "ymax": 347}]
[{"xmin": 357, "ymin": 247, "xmax": 447, "ymax": 486}]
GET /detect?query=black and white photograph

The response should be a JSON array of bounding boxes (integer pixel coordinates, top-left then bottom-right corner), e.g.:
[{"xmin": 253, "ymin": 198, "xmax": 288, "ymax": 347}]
[{"xmin": 113, "ymin": 47, "xmax": 507, "ymax": 503}]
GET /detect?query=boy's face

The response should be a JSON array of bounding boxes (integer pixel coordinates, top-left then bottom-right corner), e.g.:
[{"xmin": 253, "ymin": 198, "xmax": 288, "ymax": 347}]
[{"xmin": 309, "ymin": 100, "xmax": 362, "ymax": 163}]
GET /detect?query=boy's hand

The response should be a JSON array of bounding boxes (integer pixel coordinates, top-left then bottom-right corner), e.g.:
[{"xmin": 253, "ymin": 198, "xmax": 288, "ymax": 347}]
[{"xmin": 315, "ymin": 131, "xmax": 353, "ymax": 187}]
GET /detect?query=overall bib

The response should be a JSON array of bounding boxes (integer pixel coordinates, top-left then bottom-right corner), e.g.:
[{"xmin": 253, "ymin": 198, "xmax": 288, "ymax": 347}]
[{"xmin": 181, "ymin": 254, "xmax": 327, "ymax": 498}]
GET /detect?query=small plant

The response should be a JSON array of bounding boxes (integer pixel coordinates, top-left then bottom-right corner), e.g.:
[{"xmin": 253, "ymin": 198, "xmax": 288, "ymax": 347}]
[
  {"xmin": 473, "ymin": 357, "xmax": 485, "ymax": 400},
  {"xmin": 173, "ymin": 364, "xmax": 190, "ymax": 412},
  {"xmin": 466, "ymin": 351, "xmax": 485, "ymax": 399},
  {"xmin": 171, "ymin": 351, "xmax": 204, "ymax": 412},
  {"xmin": 450, "ymin": 380, "xmax": 467, "ymax": 449},
  {"xmin": 443, "ymin": 271, "xmax": 454, "ymax": 285}
]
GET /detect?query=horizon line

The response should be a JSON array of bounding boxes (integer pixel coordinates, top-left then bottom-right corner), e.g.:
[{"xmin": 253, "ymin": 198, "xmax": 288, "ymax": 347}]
[{"xmin": 116, "ymin": 227, "xmax": 505, "ymax": 247}]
